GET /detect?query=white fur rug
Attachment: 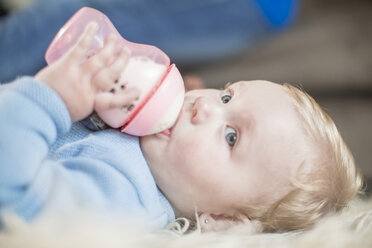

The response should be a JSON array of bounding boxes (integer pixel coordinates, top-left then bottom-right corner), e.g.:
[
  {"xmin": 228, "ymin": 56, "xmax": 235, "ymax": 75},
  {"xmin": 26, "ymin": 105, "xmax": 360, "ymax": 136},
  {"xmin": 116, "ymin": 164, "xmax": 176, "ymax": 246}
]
[{"xmin": 1, "ymin": 198, "xmax": 371, "ymax": 248}]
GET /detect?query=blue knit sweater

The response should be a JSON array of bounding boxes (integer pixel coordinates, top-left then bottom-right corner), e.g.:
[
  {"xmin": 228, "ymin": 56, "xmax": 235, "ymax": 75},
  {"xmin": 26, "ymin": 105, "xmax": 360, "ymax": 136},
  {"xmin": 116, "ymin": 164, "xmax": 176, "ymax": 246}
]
[{"xmin": 0, "ymin": 77, "xmax": 175, "ymax": 229}]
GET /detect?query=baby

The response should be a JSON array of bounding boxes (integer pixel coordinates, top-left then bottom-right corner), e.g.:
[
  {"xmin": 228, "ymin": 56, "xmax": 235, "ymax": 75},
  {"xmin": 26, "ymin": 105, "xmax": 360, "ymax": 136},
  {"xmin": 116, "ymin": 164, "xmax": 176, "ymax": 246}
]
[{"xmin": 0, "ymin": 23, "xmax": 363, "ymax": 233}]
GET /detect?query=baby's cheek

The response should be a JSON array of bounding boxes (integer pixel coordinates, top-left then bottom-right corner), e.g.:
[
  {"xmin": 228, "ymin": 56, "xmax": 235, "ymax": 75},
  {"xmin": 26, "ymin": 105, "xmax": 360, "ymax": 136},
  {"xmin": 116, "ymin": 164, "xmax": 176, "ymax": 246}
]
[
  {"xmin": 173, "ymin": 134, "xmax": 201, "ymax": 153},
  {"xmin": 173, "ymin": 139, "xmax": 210, "ymax": 175}
]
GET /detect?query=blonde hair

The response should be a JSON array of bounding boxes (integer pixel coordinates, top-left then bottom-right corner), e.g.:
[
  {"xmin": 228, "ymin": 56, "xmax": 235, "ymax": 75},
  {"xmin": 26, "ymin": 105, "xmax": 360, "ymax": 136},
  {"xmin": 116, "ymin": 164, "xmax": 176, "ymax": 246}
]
[{"xmin": 242, "ymin": 83, "xmax": 364, "ymax": 232}]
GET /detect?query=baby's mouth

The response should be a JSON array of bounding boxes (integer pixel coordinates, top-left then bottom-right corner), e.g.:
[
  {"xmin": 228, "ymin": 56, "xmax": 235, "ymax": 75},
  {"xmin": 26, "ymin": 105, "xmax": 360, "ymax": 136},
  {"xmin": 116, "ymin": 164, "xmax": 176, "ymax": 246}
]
[
  {"xmin": 155, "ymin": 127, "xmax": 172, "ymax": 140},
  {"xmin": 159, "ymin": 128, "xmax": 171, "ymax": 137}
]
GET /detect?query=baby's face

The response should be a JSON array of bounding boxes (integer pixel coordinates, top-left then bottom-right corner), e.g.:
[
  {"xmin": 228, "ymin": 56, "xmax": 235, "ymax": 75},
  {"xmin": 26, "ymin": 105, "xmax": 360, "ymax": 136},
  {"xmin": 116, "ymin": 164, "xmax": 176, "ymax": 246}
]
[{"xmin": 140, "ymin": 80, "xmax": 304, "ymax": 217}]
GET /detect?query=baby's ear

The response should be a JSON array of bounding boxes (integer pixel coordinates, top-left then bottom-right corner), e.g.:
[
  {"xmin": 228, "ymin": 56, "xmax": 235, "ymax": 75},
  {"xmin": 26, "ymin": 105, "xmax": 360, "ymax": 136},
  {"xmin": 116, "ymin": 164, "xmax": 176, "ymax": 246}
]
[{"xmin": 199, "ymin": 213, "xmax": 263, "ymax": 234}]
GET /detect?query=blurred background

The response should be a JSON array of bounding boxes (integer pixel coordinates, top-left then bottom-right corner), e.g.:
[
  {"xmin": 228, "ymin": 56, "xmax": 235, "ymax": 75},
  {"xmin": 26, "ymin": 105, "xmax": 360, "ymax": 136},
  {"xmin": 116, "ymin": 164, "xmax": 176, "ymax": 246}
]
[{"xmin": 1, "ymin": 0, "xmax": 371, "ymax": 192}]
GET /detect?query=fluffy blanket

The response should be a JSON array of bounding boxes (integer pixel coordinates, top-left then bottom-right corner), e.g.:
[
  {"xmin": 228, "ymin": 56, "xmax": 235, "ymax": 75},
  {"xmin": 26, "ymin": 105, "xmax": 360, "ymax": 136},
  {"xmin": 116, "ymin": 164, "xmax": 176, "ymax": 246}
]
[{"xmin": 1, "ymin": 198, "xmax": 371, "ymax": 248}]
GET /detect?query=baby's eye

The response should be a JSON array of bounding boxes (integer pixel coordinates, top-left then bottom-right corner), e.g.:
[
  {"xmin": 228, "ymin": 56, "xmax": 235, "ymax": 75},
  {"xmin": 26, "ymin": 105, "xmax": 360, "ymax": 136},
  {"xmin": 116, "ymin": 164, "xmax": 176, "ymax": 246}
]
[
  {"xmin": 225, "ymin": 127, "xmax": 237, "ymax": 147},
  {"xmin": 221, "ymin": 91, "xmax": 232, "ymax": 104}
]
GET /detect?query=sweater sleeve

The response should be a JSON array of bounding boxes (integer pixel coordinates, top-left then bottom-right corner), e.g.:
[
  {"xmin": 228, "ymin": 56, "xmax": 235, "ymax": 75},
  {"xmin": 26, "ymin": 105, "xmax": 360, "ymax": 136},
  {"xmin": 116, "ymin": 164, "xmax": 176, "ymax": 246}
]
[
  {"xmin": 0, "ymin": 77, "xmax": 173, "ymax": 229},
  {"xmin": 0, "ymin": 76, "xmax": 71, "ymax": 211}
]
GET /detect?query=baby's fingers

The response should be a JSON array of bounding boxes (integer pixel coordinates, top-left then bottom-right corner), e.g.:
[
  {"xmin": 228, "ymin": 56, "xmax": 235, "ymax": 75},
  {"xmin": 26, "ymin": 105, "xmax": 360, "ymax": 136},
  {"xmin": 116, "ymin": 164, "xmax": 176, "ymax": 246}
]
[
  {"xmin": 82, "ymin": 33, "xmax": 119, "ymax": 74},
  {"xmin": 69, "ymin": 22, "xmax": 98, "ymax": 60},
  {"xmin": 93, "ymin": 33, "xmax": 118, "ymax": 65},
  {"xmin": 91, "ymin": 48, "xmax": 131, "ymax": 92},
  {"xmin": 109, "ymin": 47, "xmax": 131, "ymax": 76},
  {"xmin": 95, "ymin": 88, "xmax": 140, "ymax": 111}
]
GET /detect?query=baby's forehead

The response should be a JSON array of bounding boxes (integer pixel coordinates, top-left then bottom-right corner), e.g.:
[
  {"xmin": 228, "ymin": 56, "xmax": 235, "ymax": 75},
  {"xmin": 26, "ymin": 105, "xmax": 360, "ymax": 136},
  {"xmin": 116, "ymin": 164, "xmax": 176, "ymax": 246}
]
[
  {"xmin": 231, "ymin": 80, "xmax": 296, "ymax": 108},
  {"xmin": 233, "ymin": 80, "xmax": 284, "ymax": 92}
]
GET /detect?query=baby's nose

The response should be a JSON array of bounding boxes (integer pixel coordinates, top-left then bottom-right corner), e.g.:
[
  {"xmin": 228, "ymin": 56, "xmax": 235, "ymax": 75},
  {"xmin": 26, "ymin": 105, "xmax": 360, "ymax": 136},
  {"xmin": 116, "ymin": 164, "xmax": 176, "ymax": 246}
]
[{"xmin": 191, "ymin": 96, "xmax": 215, "ymax": 124}]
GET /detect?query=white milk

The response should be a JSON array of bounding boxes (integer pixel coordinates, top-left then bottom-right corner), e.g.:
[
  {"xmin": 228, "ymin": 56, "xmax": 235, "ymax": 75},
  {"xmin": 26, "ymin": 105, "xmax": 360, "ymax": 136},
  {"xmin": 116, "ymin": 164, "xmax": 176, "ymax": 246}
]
[
  {"xmin": 97, "ymin": 56, "xmax": 168, "ymax": 128},
  {"xmin": 149, "ymin": 93, "xmax": 184, "ymax": 134},
  {"xmin": 119, "ymin": 56, "xmax": 167, "ymax": 98}
]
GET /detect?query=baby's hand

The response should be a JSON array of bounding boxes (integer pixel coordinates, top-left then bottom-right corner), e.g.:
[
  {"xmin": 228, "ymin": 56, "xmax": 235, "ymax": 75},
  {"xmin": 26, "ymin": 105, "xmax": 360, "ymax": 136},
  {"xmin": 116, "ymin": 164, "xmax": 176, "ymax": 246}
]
[
  {"xmin": 91, "ymin": 46, "xmax": 140, "ymax": 113},
  {"xmin": 35, "ymin": 22, "xmax": 140, "ymax": 122}
]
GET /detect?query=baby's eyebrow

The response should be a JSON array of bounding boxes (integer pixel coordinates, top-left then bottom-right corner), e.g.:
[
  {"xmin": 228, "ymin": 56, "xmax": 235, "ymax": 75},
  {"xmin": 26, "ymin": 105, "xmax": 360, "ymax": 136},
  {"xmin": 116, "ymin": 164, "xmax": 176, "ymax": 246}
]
[{"xmin": 222, "ymin": 82, "xmax": 232, "ymax": 90}]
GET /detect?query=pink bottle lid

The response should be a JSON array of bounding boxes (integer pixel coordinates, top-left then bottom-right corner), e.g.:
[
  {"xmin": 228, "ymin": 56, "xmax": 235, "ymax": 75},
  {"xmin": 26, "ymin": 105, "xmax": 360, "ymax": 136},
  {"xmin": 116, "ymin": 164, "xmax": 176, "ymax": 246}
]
[{"xmin": 45, "ymin": 7, "xmax": 184, "ymax": 136}]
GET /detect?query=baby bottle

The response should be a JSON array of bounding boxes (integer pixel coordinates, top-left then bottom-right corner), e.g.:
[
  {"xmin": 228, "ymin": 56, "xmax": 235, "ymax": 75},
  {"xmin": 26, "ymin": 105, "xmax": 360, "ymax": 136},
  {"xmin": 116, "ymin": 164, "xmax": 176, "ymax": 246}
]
[{"xmin": 45, "ymin": 7, "xmax": 185, "ymax": 136}]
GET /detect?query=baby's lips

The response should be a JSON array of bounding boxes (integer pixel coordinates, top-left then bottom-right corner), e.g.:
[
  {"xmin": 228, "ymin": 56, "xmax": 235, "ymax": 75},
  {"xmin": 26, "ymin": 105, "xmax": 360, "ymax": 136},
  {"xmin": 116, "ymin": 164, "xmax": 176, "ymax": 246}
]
[{"xmin": 160, "ymin": 128, "xmax": 171, "ymax": 137}]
